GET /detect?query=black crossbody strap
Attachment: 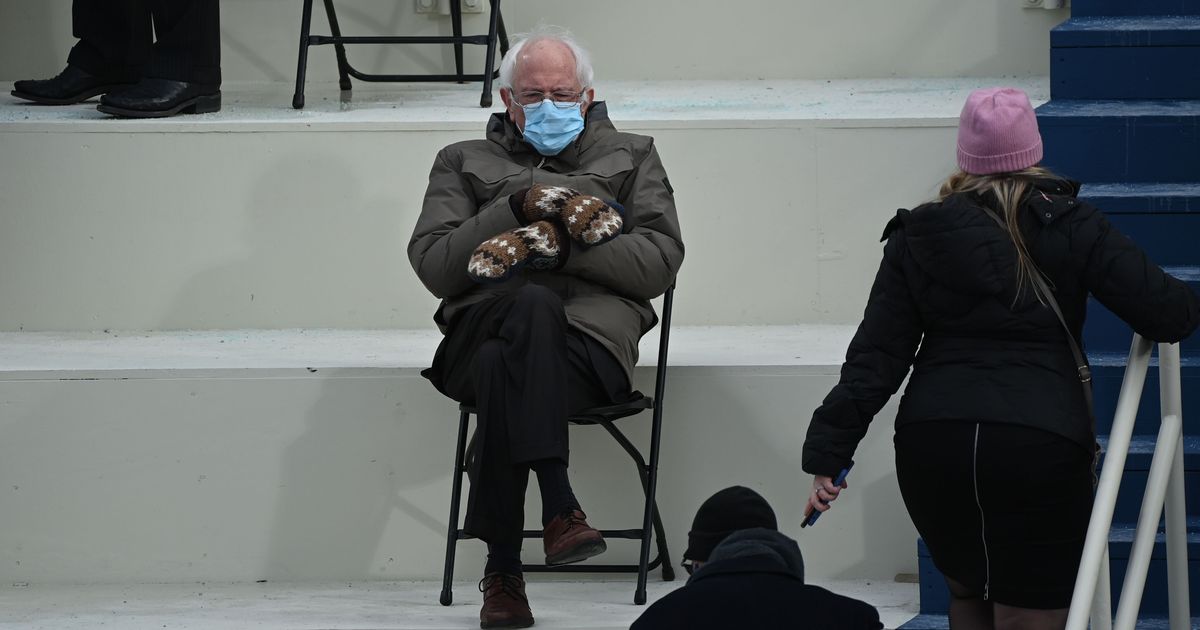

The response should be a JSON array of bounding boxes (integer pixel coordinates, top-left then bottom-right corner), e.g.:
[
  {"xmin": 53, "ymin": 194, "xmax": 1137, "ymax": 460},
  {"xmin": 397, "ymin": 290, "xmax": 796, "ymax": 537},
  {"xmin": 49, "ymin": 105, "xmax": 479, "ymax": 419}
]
[{"xmin": 980, "ymin": 206, "xmax": 1095, "ymax": 421}]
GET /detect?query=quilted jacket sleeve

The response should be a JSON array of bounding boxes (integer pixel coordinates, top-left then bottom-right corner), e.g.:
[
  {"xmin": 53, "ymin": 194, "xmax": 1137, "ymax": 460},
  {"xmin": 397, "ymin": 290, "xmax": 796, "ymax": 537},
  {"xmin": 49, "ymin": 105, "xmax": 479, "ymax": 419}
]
[
  {"xmin": 802, "ymin": 230, "xmax": 924, "ymax": 477},
  {"xmin": 1075, "ymin": 204, "xmax": 1200, "ymax": 343},
  {"xmin": 407, "ymin": 148, "xmax": 522, "ymax": 299},
  {"xmin": 559, "ymin": 141, "xmax": 684, "ymax": 300}
]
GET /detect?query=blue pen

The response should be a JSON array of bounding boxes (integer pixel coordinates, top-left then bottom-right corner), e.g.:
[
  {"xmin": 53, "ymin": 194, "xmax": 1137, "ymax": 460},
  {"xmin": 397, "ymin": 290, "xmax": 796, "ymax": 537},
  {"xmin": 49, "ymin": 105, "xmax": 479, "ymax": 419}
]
[{"xmin": 801, "ymin": 466, "xmax": 852, "ymax": 528}]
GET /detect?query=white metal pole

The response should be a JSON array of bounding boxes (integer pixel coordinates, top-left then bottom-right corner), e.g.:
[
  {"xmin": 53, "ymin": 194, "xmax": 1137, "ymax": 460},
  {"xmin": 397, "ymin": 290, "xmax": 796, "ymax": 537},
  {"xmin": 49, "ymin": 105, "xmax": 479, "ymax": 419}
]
[
  {"xmin": 1112, "ymin": 412, "xmax": 1181, "ymax": 630},
  {"xmin": 1092, "ymin": 548, "xmax": 1113, "ymax": 630},
  {"xmin": 1067, "ymin": 334, "xmax": 1155, "ymax": 630},
  {"xmin": 1159, "ymin": 343, "xmax": 1190, "ymax": 630}
]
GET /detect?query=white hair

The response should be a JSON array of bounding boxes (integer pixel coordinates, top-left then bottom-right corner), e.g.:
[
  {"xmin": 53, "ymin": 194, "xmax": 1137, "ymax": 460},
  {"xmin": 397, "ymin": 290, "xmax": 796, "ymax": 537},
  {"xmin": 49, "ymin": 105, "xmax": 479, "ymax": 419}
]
[{"xmin": 497, "ymin": 25, "xmax": 594, "ymax": 92}]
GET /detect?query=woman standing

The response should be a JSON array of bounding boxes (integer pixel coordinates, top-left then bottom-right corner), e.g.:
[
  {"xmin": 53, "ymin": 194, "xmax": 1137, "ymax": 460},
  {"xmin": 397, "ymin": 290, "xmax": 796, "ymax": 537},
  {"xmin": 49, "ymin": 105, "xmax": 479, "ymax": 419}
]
[{"xmin": 801, "ymin": 87, "xmax": 1199, "ymax": 630}]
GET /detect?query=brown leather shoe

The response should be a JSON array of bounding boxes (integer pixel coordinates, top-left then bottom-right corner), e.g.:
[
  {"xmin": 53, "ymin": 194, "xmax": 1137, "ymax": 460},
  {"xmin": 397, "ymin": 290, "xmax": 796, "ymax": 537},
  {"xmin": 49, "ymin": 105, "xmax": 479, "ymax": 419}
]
[
  {"xmin": 479, "ymin": 573, "xmax": 534, "ymax": 629},
  {"xmin": 543, "ymin": 509, "xmax": 607, "ymax": 566}
]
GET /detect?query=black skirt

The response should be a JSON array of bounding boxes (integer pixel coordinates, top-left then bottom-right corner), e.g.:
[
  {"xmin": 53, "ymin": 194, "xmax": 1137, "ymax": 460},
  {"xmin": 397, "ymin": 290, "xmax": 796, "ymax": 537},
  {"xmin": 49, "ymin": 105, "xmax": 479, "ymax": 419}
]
[{"xmin": 895, "ymin": 420, "xmax": 1094, "ymax": 609}]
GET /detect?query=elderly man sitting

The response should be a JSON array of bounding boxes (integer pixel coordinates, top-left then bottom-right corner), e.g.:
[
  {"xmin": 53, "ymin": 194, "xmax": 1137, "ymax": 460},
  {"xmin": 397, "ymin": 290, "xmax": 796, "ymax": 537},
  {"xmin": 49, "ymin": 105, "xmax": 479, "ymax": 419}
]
[{"xmin": 408, "ymin": 26, "xmax": 684, "ymax": 629}]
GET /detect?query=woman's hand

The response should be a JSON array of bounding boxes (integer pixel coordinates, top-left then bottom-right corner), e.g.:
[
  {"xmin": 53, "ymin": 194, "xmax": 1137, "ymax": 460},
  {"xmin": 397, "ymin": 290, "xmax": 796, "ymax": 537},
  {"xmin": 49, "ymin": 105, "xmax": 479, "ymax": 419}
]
[{"xmin": 808, "ymin": 474, "xmax": 849, "ymax": 514}]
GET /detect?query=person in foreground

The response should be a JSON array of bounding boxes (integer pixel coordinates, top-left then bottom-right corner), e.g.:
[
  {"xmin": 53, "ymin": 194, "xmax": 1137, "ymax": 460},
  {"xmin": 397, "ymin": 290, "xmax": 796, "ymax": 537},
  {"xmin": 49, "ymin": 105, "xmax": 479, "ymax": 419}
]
[
  {"xmin": 631, "ymin": 486, "xmax": 882, "ymax": 630},
  {"xmin": 408, "ymin": 26, "xmax": 683, "ymax": 629},
  {"xmin": 801, "ymin": 87, "xmax": 1200, "ymax": 630}
]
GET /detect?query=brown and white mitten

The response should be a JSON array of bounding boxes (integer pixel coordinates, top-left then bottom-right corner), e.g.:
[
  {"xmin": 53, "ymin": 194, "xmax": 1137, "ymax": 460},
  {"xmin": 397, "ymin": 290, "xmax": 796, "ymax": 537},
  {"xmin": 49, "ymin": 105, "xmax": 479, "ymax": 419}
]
[
  {"xmin": 467, "ymin": 220, "xmax": 563, "ymax": 283},
  {"xmin": 511, "ymin": 184, "xmax": 625, "ymax": 246}
]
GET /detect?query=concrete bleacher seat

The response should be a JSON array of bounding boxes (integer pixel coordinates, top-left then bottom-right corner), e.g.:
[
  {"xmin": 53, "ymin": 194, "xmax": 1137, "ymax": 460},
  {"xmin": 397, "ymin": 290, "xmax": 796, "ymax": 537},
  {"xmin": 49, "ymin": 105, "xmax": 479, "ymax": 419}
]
[
  {"xmin": 0, "ymin": 77, "xmax": 1056, "ymax": 629},
  {"xmin": 0, "ymin": 79, "xmax": 1048, "ymax": 619}
]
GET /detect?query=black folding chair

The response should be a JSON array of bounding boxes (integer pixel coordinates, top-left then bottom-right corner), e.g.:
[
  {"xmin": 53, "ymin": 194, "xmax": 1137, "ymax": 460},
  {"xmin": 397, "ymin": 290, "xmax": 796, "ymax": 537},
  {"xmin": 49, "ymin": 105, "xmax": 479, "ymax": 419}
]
[
  {"xmin": 439, "ymin": 285, "xmax": 677, "ymax": 606},
  {"xmin": 293, "ymin": 0, "xmax": 510, "ymax": 109}
]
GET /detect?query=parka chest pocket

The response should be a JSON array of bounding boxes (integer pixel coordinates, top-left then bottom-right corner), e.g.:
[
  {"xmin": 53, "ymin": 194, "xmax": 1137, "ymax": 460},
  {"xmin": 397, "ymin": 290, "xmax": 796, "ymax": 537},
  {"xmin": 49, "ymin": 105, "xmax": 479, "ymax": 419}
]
[
  {"xmin": 461, "ymin": 158, "xmax": 528, "ymax": 201},
  {"xmin": 566, "ymin": 151, "xmax": 635, "ymax": 200}
]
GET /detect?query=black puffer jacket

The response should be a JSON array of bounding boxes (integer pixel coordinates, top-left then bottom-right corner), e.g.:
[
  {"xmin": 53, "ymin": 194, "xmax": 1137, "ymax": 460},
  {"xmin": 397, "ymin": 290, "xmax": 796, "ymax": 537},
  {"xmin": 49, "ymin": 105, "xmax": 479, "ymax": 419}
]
[{"xmin": 803, "ymin": 179, "xmax": 1200, "ymax": 477}]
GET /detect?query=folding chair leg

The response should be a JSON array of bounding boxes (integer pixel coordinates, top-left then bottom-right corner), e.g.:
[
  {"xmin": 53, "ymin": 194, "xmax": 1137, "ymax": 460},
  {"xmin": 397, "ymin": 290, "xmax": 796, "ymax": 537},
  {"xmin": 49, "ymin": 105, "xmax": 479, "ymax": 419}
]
[
  {"xmin": 480, "ymin": 0, "xmax": 501, "ymax": 107},
  {"xmin": 320, "ymin": 0, "xmax": 352, "ymax": 91},
  {"xmin": 497, "ymin": 9, "xmax": 510, "ymax": 57},
  {"xmin": 440, "ymin": 411, "xmax": 471, "ymax": 606},
  {"xmin": 292, "ymin": 0, "xmax": 316, "ymax": 109},
  {"xmin": 635, "ymin": 403, "xmax": 668, "ymax": 605},
  {"xmin": 651, "ymin": 501, "xmax": 675, "ymax": 581},
  {"xmin": 450, "ymin": 0, "xmax": 465, "ymax": 83}
]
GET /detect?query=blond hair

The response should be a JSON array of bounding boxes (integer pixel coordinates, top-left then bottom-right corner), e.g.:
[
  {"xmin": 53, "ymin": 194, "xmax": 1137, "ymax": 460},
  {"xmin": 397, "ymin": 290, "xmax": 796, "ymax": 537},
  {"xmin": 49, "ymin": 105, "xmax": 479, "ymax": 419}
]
[{"xmin": 938, "ymin": 166, "xmax": 1064, "ymax": 305}]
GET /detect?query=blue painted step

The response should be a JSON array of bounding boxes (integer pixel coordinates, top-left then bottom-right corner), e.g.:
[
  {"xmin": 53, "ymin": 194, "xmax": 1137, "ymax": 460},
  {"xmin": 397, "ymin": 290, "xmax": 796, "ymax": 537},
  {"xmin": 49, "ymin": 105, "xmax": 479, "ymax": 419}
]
[
  {"xmin": 1085, "ymin": 266, "xmax": 1200, "ymax": 354},
  {"xmin": 1072, "ymin": 0, "xmax": 1200, "ymax": 17},
  {"xmin": 1103, "ymin": 436, "xmax": 1200, "ymax": 525},
  {"xmin": 905, "ymin": 529, "xmax": 1200, "ymax": 623},
  {"xmin": 1090, "ymin": 358, "xmax": 1200, "ymax": 436},
  {"xmin": 1051, "ymin": 17, "xmax": 1200, "ymax": 100},
  {"xmin": 1037, "ymin": 100, "xmax": 1200, "ymax": 182},
  {"xmin": 1080, "ymin": 182, "xmax": 1200, "ymax": 213},
  {"xmin": 899, "ymin": 614, "xmax": 1200, "ymax": 629},
  {"xmin": 1054, "ymin": 17, "xmax": 1200, "ymax": 47},
  {"xmin": 1106, "ymin": 214, "xmax": 1200, "ymax": 266}
]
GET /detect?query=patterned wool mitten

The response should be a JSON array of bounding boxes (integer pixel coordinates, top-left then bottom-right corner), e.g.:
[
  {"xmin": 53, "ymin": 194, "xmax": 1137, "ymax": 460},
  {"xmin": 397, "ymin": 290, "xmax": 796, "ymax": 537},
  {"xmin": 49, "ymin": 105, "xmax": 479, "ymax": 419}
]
[
  {"xmin": 511, "ymin": 184, "xmax": 625, "ymax": 246},
  {"xmin": 467, "ymin": 220, "xmax": 563, "ymax": 283}
]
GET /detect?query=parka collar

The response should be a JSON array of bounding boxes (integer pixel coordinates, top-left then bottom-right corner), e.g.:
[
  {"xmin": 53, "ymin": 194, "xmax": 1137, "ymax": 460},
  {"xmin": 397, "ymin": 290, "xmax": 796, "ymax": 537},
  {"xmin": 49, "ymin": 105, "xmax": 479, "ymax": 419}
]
[{"xmin": 485, "ymin": 101, "xmax": 616, "ymax": 168}]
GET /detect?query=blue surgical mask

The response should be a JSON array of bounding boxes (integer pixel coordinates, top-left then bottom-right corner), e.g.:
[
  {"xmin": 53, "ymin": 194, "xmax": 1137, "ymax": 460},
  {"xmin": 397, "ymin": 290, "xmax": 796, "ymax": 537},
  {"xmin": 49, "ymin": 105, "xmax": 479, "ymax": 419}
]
[{"xmin": 519, "ymin": 99, "xmax": 585, "ymax": 156}]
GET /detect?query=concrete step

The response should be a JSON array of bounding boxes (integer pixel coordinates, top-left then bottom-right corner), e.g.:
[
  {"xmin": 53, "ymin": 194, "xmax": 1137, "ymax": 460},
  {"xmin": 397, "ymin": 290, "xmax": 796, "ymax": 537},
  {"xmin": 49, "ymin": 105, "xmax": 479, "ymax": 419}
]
[
  {"xmin": 0, "ymin": 78, "xmax": 1048, "ymax": 332},
  {"xmin": 0, "ymin": 326, "xmax": 921, "ymax": 586},
  {"xmin": 1072, "ymin": 0, "xmax": 1200, "ymax": 17},
  {"xmin": 910, "ymin": 528, "xmax": 1200, "ymax": 619},
  {"xmin": 1051, "ymin": 17, "xmax": 1200, "ymax": 99},
  {"xmin": 1080, "ymin": 182, "xmax": 1200, "ymax": 213},
  {"xmin": 1090, "ymin": 358, "xmax": 1200, "ymax": 436},
  {"xmin": 0, "ymin": 578, "xmax": 931, "ymax": 630},
  {"xmin": 1085, "ymin": 266, "xmax": 1200, "ymax": 354},
  {"xmin": 1037, "ymin": 99, "xmax": 1200, "ymax": 183}
]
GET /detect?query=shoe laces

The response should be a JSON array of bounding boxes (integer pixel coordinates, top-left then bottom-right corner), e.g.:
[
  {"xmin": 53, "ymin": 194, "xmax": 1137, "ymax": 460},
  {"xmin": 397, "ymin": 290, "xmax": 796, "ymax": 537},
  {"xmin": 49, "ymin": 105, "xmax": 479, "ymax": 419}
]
[
  {"xmin": 559, "ymin": 509, "xmax": 588, "ymax": 532},
  {"xmin": 479, "ymin": 573, "xmax": 527, "ymax": 604}
]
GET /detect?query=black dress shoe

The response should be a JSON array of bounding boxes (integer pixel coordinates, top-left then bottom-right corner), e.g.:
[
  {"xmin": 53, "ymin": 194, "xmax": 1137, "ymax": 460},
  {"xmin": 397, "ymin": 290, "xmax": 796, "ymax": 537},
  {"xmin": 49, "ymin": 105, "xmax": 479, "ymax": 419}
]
[
  {"xmin": 97, "ymin": 78, "xmax": 221, "ymax": 118},
  {"xmin": 11, "ymin": 65, "xmax": 134, "ymax": 105}
]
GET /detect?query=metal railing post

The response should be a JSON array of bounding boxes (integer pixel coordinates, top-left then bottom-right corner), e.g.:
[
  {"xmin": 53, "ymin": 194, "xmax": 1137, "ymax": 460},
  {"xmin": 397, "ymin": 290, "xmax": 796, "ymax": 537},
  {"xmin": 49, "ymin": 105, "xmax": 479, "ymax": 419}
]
[
  {"xmin": 1069, "ymin": 338, "xmax": 1189, "ymax": 630},
  {"xmin": 1112, "ymin": 411, "xmax": 1181, "ymax": 630},
  {"xmin": 1160, "ymin": 343, "xmax": 1190, "ymax": 630},
  {"xmin": 1066, "ymin": 334, "xmax": 1155, "ymax": 630},
  {"xmin": 1092, "ymin": 549, "xmax": 1113, "ymax": 630}
]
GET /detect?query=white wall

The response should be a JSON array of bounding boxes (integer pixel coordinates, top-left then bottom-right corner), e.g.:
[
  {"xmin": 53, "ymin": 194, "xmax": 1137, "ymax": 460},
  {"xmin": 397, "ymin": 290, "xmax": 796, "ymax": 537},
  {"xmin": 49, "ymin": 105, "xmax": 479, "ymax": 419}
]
[
  {"xmin": 0, "ymin": 0, "xmax": 1066, "ymax": 83},
  {"xmin": 0, "ymin": 118, "xmax": 962, "ymax": 331},
  {"xmin": 0, "ymin": 365, "xmax": 914, "ymax": 584}
]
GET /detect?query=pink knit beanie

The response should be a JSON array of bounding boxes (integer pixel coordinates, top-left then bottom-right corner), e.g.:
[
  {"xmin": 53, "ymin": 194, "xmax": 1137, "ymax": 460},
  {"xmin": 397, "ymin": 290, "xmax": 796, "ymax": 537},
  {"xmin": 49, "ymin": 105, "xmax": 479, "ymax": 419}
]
[{"xmin": 956, "ymin": 87, "xmax": 1043, "ymax": 175}]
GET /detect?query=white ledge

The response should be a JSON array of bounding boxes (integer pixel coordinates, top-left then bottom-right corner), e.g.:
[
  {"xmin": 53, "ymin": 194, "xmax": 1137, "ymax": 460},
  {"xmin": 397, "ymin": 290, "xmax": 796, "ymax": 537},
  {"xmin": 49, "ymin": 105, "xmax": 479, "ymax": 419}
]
[
  {"xmin": 0, "ymin": 325, "xmax": 856, "ymax": 375},
  {"xmin": 0, "ymin": 77, "xmax": 1048, "ymax": 133}
]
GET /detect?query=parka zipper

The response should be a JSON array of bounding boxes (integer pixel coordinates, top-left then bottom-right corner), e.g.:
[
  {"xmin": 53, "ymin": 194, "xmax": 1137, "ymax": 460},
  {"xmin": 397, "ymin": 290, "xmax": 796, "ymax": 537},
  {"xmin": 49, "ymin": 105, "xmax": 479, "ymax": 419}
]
[{"xmin": 973, "ymin": 423, "xmax": 991, "ymax": 601}]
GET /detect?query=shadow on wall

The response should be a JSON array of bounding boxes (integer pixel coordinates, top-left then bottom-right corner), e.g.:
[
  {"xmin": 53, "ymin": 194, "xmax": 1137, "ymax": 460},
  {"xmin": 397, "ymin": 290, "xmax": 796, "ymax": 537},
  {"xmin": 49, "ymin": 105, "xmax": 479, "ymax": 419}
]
[{"xmin": 262, "ymin": 374, "xmax": 455, "ymax": 580}]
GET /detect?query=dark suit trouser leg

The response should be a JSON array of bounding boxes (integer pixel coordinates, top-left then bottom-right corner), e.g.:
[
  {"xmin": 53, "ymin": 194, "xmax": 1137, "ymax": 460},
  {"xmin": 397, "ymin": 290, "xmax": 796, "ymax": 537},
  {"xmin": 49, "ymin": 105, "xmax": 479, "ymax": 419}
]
[
  {"xmin": 147, "ymin": 0, "xmax": 221, "ymax": 86},
  {"xmin": 429, "ymin": 284, "xmax": 628, "ymax": 549},
  {"xmin": 66, "ymin": 0, "xmax": 150, "ymax": 81}
]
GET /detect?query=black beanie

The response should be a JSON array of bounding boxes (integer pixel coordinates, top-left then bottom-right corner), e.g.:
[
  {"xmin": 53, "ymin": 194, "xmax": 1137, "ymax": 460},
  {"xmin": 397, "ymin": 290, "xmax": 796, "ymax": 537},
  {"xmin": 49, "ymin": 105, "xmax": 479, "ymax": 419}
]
[{"xmin": 683, "ymin": 486, "xmax": 778, "ymax": 562}]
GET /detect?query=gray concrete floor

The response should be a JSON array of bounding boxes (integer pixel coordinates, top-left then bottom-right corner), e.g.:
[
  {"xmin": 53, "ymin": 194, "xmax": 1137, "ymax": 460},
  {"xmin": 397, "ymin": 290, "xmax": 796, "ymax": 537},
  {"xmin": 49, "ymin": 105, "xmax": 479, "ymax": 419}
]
[{"xmin": 0, "ymin": 578, "xmax": 919, "ymax": 629}]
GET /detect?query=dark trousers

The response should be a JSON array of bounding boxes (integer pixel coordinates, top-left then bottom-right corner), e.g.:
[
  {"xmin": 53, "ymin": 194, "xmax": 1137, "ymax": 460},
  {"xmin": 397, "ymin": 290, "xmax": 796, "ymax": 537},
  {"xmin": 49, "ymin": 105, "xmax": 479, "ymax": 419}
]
[
  {"xmin": 66, "ymin": 0, "xmax": 221, "ymax": 86},
  {"xmin": 424, "ymin": 284, "xmax": 630, "ymax": 548}
]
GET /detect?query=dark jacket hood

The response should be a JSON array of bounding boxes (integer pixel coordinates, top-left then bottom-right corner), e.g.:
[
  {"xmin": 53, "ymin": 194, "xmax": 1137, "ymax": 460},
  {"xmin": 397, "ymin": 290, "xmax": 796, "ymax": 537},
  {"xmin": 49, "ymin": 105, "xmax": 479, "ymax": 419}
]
[
  {"xmin": 690, "ymin": 527, "xmax": 805, "ymax": 585},
  {"xmin": 886, "ymin": 178, "xmax": 1081, "ymax": 299}
]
